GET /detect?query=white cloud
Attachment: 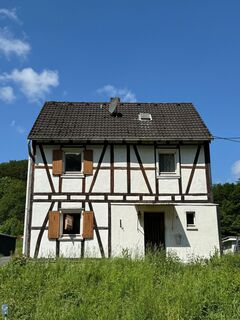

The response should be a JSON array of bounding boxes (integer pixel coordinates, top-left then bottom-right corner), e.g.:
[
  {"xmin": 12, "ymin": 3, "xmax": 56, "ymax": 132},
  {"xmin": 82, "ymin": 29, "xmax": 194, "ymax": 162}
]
[
  {"xmin": 97, "ymin": 84, "xmax": 137, "ymax": 102},
  {"xmin": 0, "ymin": 8, "xmax": 20, "ymax": 23},
  {"xmin": 232, "ymin": 160, "xmax": 240, "ymax": 177},
  {"xmin": 0, "ymin": 86, "xmax": 15, "ymax": 102},
  {"xmin": 0, "ymin": 68, "xmax": 59, "ymax": 102},
  {"xmin": 0, "ymin": 28, "xmax": 30, "ymax": 58},
  {"xmin": 10, "ymin": 120, "xmax": 25, "ymax": 134}
]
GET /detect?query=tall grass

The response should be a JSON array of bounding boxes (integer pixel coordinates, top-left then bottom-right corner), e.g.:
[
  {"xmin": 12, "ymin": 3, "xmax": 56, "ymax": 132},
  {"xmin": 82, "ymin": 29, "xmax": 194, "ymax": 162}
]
[{"xmin": 0, "ymin": 253, "xmax": 240, "ymax": 319}]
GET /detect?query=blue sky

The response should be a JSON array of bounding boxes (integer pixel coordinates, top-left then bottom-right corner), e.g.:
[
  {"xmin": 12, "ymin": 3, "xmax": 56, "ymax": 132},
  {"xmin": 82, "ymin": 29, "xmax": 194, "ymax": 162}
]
[{"xmin": 0, "ymin": 0, "xmax": 240, "ymax": 183}]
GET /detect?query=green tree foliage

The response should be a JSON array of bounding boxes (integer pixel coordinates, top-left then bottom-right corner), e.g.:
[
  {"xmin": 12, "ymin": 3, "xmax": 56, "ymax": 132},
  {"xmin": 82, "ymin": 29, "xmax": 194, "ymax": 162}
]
[
  {"xmin": 0, "ymin": 161, "xmax": 27, "ymax": 236},
  {"xmin": 213, "ymin": 182, "xmax": 240, "ymax": 236},
  {"xmin": 0, "ymin": 160, "xmax": 28, "ymax": 180}
]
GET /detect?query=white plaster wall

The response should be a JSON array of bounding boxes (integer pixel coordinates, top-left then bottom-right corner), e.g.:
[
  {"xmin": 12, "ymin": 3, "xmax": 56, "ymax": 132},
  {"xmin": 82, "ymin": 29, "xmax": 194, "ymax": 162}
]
[
  {"xmin": 189, "ymin": 170, "xmax": 207, "ymax": 194},
  {"xmin": 92, "ymin": 145, "xmax": 110, "ymax": 167},
  {"xmin": 158, "ymin": 178, "xmax": 179, "ymax": 194},
  {"xmin": 180, "ymin": 145, "xmax": 205, "ymax": 165},
  {"xmin": 181, "ymin": 169, "xmax": 207, "ymax": 194},
  {"xmin": 114, "ymin": 170, "xmax": 127, "ymax": 193},
  {"xmin": 85, "ymin": 230, "xmax": 108, "ymax": 258},
  {"xmin": 165, "ymin": 204, "xmax": 220, "ymax": 261},
  {"xmin": 131, "ymin": 170, "xmax": 149, "ymax": 193},
  {"xmin": 31, "ymin": 202, "xmax": 55, "ymax": 227},
  {"xmin": 137, "ymin": 146, "xmax": 155, "ymax": 168},
  {"xmin": 62, "ymin": 177, "xmax": 83, "ymax": 193},
  {"xmin": 30, "ymin": 230, "xmax": 56, "ymax": 258},
  {"xmin": 91, "ymin": 170, "xmax": 110, "ymax": 192},
  {"xmin": 35, "ymin": 145, "xmax": 55, "ymax": 165},
  {"xmin": 89, "ymin": 203, "xmax": 108, "ymax": 226},
  {"xmin": 111, "ymin": 204, "xmax": 145, "ymax": 257},
  {"xmin": 114, "ymin": 145, "xmax": 127, "ymax": 167},
  {"xmin": 34, "ymin": 169, "xmax": 59, "ymax": 193},
  {"xmin": 59, "ymin": 241, "xmax": 82, "ymax": 258}
]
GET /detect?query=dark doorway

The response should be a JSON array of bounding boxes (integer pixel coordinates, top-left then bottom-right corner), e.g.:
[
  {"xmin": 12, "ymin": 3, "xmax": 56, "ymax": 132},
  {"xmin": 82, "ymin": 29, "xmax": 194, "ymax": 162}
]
[{"xmin": 144, "ymin": 212, "xmax": 165, "ymax": 251}]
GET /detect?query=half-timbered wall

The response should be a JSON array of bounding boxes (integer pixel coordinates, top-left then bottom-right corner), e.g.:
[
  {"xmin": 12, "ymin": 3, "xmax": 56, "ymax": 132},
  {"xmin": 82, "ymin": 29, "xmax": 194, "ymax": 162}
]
[{"xmin": 23, "ymin": 142, "xmax": 220, "ymax": 261}]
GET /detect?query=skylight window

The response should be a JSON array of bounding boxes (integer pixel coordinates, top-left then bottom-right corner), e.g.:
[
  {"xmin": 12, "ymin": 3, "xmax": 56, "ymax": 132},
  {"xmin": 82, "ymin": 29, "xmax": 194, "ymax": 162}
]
[{"xmin": 138, "ymin": 113, "xmax": 152, "ymax": 121}]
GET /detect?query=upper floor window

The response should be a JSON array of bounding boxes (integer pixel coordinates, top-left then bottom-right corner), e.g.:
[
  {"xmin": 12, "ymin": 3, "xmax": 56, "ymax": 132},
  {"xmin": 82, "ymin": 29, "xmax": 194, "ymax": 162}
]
[
  {"xmin": 63, "ymin": 148, "xmax": 83, "ymax": 175},
  {"xmin": 157, "ymin": 149, "xmax": 179, "ymax": 178},
  {"xmin": 159, "ymin": 153, "xmax": 175, "ymax": 173},
  {"xmin": 65, "ymin": 153, "xmax": 82, "ymax": 172}
]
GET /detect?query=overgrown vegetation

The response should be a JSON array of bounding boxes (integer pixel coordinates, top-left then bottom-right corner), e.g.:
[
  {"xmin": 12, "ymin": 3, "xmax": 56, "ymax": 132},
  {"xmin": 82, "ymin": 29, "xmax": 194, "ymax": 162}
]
[
  {"xmin": 0, "ymin": 253, "xmax": 240, "ymax": 319},
  {"xmin": 0, "ymin": 160, "xmax": 27, "ymax": 236},
  {"xmin": 213, "ymin": 182, "xmax": 240, "ymax": 236}
]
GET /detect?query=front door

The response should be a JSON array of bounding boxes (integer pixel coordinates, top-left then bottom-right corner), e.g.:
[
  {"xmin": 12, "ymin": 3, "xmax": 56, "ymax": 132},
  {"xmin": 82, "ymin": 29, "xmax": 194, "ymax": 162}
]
[{"xmin": 144, "ymin": 212, "xmax": 165, "ymax": 251}]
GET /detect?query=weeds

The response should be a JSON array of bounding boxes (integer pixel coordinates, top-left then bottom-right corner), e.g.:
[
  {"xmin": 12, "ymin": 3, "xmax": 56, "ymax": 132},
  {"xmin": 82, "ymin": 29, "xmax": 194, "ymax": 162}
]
[{"xmin": 0, "ymin": 253, "xmax": 240, "ymax": 319}]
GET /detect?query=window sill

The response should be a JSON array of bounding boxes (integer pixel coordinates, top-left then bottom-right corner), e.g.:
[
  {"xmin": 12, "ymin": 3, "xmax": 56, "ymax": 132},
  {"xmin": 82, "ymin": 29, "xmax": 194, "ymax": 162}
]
[
  {"xmin": 59, "ymin": 234, "xmax": 83, "ymax": 241},
  {"xmin": 61, "ymin": 173, "xmax": 84, "ymax": 179},
  {"xmin": 187, "ymin": 227, "xmax": 198, "ymax": 231},
  {"xmin": 157, "ymin": 174, "xmax": 180, "ymax": 179}
]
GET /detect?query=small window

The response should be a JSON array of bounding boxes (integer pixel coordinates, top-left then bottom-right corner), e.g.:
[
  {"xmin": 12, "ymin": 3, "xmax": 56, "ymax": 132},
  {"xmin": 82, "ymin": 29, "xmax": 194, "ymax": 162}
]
[
  {"xmin": 65, "ymin": 153, "xmax": 82, "ymax": 173},
  {"xmin": 138, "ymin": 113, "xmax": 152, "ymax": 121},
  {"xmin": 62, "ymin": 212, "xmax": 81, "ymax": 235},
  {"xmin": 159, "ymin": 153, "xmax": 175, "ymax": 173},
  {"xmin": 186, "ymin": 211, "xmax": 195, "ymax": 228}
]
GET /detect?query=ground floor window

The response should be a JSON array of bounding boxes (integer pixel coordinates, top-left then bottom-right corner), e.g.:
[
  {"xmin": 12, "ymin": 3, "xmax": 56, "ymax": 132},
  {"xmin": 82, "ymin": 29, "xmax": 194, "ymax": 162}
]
[
  {"xmin": 61, "ymin": 209, "xmax": 82, "ymax": 235},
  {"xmin": 186, "ymin": 211, "xmax": 195, "ymax": 228}
]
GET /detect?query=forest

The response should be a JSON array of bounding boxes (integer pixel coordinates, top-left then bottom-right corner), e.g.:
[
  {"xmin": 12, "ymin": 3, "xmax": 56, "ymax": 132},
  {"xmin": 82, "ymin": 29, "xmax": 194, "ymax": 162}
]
[{"xmin": 0, "ymin": 159, "xmax": 239, "ymax": 237}]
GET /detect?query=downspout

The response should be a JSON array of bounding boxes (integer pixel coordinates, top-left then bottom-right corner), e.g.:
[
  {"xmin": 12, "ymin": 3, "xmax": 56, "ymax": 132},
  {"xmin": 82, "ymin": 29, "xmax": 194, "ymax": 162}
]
[{"xmin": 22, "ymin": 140, "xmax": 35, "ymax": 256}]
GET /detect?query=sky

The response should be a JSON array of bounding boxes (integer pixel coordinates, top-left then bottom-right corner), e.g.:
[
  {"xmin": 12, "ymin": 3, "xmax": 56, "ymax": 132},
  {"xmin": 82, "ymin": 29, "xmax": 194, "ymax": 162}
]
[{"xmin": 0, "ymin": 0, "xmax": 240, "ymax": 183}]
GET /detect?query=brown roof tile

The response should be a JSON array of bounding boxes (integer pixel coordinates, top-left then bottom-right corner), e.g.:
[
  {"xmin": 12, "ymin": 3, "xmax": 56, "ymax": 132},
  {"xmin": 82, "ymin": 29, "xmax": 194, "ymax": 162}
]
[{"xmin": 28, "ymin": 101, "xmax": 212, "ymax": 142}]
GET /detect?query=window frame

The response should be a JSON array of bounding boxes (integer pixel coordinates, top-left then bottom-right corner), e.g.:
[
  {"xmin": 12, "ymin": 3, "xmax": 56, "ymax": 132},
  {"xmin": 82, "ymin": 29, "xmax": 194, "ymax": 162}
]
[
  {"xmin": 59, "ymin": 208, "xmax": 83, "ymax": 239},
  {"xmin": 62, "ymin": 148, "xmax": 84, "ymax": 177},
  {"xmin": 157, "ymin": 148, "xmax": 180, "ymax": 178},
  {"xmin": 186, "ymin": 211, "xmax": 198, "ymax": 230}
]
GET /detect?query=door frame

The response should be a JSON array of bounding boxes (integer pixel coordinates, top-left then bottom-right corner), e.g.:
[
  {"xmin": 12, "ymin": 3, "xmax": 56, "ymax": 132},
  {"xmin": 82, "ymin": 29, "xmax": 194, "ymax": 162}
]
[{"xmin": 144, "ymin": 211, "xmax": 165, "ymax": 252}]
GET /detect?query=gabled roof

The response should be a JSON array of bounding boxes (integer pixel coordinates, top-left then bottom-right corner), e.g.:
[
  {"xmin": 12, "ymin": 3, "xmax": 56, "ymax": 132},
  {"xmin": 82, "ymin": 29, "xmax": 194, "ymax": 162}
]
[{"xmin": 28, "ymin": 101, "xmax": 212, "ymax": 142}]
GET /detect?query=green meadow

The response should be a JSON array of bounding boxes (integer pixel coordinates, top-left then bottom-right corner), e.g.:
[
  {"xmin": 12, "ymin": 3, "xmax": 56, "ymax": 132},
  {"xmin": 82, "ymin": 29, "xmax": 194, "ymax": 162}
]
[{"xmin": 1, "ymin": 253, "xmax": 240, "ymax": 320}]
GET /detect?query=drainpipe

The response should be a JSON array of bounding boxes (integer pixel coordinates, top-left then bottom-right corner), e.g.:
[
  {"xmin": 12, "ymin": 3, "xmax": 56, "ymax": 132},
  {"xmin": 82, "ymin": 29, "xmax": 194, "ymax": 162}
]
[{"xmin": 22, "ymin": 140, "xmax": 34, "ymax": 256}]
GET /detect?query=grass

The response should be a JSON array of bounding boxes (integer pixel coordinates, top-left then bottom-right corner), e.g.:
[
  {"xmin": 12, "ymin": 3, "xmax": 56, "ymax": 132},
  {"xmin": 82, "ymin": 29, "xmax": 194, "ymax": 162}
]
[{"xmin": 0, "ymin": 253, "xmax": 240, "ymax": 319}]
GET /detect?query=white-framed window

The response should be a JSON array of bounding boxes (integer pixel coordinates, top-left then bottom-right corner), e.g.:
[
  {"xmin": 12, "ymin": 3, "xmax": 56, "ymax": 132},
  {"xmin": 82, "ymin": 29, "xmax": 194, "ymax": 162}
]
[
  {"xmin": 157, "ymin": 149, "xmax": 179, "ymax": 178},
  {"xmin": 186, "ymin": 211, "xmax": 197, "ymax": 230},
  {"xmin": 63, "ymin": 148, "xmax": 83, "ymax": 176},
  {"xmin": 60, "ymin": 209, "xmax": 82, "ymax": 237}
]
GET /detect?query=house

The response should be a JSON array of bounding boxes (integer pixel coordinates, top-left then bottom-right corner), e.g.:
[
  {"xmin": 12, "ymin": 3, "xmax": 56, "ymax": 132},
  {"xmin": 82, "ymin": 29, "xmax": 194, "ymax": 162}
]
[
  {"xmin": 222, "ymin": 236, "xmax": 240, "ymax": 253},
  {"xmin": 23, "ymin": 98, "xmax": 220, "ymax": 261}
]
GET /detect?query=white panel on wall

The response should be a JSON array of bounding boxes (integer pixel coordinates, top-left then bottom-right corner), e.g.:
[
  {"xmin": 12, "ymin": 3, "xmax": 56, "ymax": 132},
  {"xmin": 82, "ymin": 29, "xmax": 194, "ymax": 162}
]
[
  {"xmin": 158, "ymin": 178, "xmax": 179, "ymax": 194},
  {"xmin": 115, "ymin": 145, "xmax": 127, "ymax": 167},
  {"xmin": 35, "ymin": 145, "xmax": 56, "ymax": 165},
  {"xmin": 181, "ymin": 168, "xmax": 191, "ymax": 194},
  {"xmin": 114, "ymin": 170, "xmax": 127, "ymax": 193},
  {"xmin": 130, "ymin": 146, "xmax": 140, "ymax": 168},
  {"xmin": 85, "ymin": 230, "xmax": 108, "ymax": 258},
  {"xmin": 111, "ymin": 204, "xmax": 144, "ymax": 257},
  {"xmin": 32, "ymin": 202, "xmax": 57, "ymax": 227},
  {"xmin": 89, "ymin": 203, "xmax": 108, "ymax": 226},
  {"xmin": 137, "ymin": 146, "xmax": 155, "ymax": 168},
  {"xmin": 131, "ymin": 170, "xmax": 149, "ymax": 193},
  {"xmin": 92, "ymin": 170, "xmax": 110, "ymax": 192},
  {"xmin": 92, "ymin": 145, "xmax": 110, "ymax": 167},
  {"xmin": 59, "ymin": 241, "xmax": 82, "ymax": 258},
  {"xmin": 34, "ymin": 169, "xmax": 51, "ymax": 192},
  {"xmin": 188, "ymin": 169, "xmax": 207, "ymax": 194},
  {"xmin": 180, "ymin": 145, "xmax": 204, "ymax": 166},
  {"xmin": 62, "ymin": 177, "xmax": 83, "ymax": 193}
]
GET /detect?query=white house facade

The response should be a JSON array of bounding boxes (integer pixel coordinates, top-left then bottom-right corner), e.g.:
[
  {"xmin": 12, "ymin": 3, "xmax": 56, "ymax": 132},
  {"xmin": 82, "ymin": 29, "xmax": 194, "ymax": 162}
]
[{"xmin": 23, "ymin": 99, "xmax": 220, "ymax": 261}]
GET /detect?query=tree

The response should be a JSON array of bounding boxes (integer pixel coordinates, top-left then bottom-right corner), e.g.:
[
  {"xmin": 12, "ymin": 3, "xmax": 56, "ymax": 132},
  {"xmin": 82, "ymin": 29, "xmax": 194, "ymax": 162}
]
[
  {"xmin": 0, "ymin": 176, "xmax": 26, "ymax": 236},
  {"xmin": 213, "ymin": 182, "xmax": 240, "ymax": 236}
]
